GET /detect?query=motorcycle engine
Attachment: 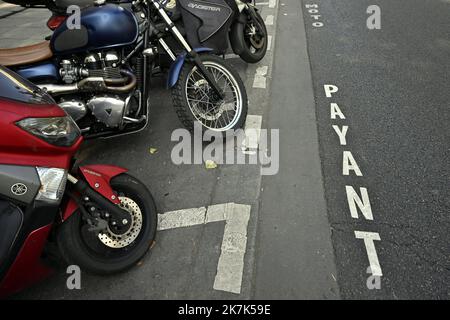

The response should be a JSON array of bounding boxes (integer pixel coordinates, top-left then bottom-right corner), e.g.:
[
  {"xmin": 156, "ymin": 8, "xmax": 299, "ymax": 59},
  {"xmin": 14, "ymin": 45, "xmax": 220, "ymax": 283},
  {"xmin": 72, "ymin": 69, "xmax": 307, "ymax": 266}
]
[
  {"xmin": 58, "ymin": 50, "xmax": 131, "ymax": 128},
  {"xmin": 59, "ymin": 50, "xmax": 121, "ymax": 84},
  {"xmin": 59, "ymin": 96, "xmax": 127, "ymax": 128},
  {"xmin": 87, "ymin": 96, "xmax": 127, "ymax": 128}
]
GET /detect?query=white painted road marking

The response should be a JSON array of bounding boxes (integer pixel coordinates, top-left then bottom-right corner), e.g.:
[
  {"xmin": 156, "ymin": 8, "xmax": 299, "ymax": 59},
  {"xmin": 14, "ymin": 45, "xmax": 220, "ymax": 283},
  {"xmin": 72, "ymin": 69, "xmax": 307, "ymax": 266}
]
[
  {"xmin": 224, "ymin": 53, "xmax": 239, "ymax": 60},
  {"xmin": 267, "ymin": 35, "xmax": 273, "ymax": 51},
  {"xmin": 355, "ymin": 231, "xmax": 383, "ymax": 277},
  {"xmin": 265, "ymin": 15, "xmax": 274, "ymax": 26},
  {"xmin": 213, "ymin": 203, "xmax": 251, "ymax": 294},
  {"xmin": 342, "ymin": 150, "xmax": 363, "ymax": 176},
  {"xmin": 324, "ymin": 84, "xmax": 339, "ymax": 98},
  {"xmin": 269, "ymin": 0, "xmax": 277, "ymax": 8},
  {"xmin": 158, "ymin": 207, "xmax": 206, "ymax": 230},
  {"xmin": 330, "ymin": 103, "xmax": 346, "ymax": 119},
  {"xmin": 332, "ymin": 125, "xmax": 349, "ymax": 145},
  {"xmin": 346, "ymin": 186, "xmax": 373, "ymax": 220},
  {"xmin": 305, "ymin": 3, "xmax": 324, "ymax": 27},
  {"xmin": 158, "ymin": 203, "xmax": 251, "ymax": 295},
  {"xmin": 324, "ymin": 84, "xmax": 383, "ymax": 281},
  {"xmin": 253, "ymin": 65, "xmax": 269, "ymax": 89},
  {"xmin": 242, "ymin": 115, "xmax": 263, "ymax": 154}
]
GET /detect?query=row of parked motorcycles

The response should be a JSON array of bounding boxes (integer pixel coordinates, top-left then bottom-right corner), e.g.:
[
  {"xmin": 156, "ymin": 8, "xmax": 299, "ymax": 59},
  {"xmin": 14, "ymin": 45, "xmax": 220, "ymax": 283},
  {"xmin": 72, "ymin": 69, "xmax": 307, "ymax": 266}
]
[{"xmin": 0, "ymin": 0, "xmax": 267, "ymax": 297}]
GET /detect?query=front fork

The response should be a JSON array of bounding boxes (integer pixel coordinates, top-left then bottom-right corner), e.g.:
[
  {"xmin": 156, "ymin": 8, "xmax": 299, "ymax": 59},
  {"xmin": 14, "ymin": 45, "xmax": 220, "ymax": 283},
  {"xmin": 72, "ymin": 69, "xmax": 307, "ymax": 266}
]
[
  {"xmin": 66, "ymin": 174, "xmax": 130, "ymax": 231},
  {"xmin": 149, "ymin": 0, "xmax": 225, "ymax": 99},
  {"xmin": 245, "ymin": 4, "xmax": 265, "ymax": 36}
]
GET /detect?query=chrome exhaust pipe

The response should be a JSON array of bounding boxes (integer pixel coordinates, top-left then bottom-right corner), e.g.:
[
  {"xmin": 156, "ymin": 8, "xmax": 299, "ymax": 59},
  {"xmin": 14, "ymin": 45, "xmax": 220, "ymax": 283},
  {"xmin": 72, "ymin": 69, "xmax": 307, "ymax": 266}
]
[
  {"xmin": 38, "ymin": 83, "xmax": 78, "ymax": 95},
  {"xmin": 38, "ymin": 70, "xmax": 137, "ymax": 95}
]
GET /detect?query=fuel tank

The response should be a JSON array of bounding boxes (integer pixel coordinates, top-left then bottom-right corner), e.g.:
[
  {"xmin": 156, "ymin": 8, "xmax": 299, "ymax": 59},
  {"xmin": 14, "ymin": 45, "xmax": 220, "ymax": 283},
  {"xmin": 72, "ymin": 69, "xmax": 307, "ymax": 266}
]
[{"xmin": 50, "ymin": 4, "xmax": 139, "ymax": 55}]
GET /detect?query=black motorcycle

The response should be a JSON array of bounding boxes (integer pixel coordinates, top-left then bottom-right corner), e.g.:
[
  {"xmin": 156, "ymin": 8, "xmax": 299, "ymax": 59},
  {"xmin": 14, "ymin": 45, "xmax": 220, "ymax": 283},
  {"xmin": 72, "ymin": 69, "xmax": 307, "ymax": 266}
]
[
  {"xmin": 0, "ymin": 0, "xmax": 248, "ymax": 135},
  {"xmin": 11, "ymin": 0, "xmax": 268, "ymax": 63},
  {"xmin": 162, "ymin": 0, "xmax": 268, "ymax": 63}
]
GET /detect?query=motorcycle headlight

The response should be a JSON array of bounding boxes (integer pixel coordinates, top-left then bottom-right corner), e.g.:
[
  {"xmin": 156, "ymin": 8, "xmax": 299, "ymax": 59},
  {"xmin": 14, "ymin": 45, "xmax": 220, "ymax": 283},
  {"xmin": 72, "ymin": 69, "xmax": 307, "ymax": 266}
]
[
  {"xmin": 36, "ymin": 167, "xmax": 67, "ymax": 203},
  {"xmin": 16, "ymin": 116, "xmax": 81, "ymax": 147}
]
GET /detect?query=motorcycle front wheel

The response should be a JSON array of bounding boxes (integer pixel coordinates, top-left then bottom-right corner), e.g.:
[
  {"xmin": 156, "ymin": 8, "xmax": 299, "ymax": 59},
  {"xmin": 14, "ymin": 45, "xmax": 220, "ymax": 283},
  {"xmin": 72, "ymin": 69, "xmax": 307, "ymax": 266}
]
[
  {"xmin": 172, "ymin": 54, "xmax": 248, "ymax": 132},
  {"xmin": 239, "ymin": 9, "xmax": 268, "ymax": 63},
  {"xmin": 57, "ymin": 173, "xmax": 157, "ymax": 275}
]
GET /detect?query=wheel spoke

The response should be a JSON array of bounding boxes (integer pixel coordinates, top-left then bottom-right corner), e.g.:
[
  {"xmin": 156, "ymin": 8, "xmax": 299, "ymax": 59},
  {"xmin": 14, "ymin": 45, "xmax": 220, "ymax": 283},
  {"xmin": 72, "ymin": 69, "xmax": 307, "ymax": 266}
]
[{"xmin": 184, "ymin": 61, "xmax": 242, "ymax": 130}]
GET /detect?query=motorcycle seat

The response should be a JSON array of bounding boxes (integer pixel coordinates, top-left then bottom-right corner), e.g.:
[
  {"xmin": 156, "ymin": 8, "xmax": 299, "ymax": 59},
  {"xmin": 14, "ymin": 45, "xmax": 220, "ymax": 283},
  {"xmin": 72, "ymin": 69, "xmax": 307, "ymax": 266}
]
[{"xmin": 0, "ymin": 41, "xmax": 53, "ymax": 67}]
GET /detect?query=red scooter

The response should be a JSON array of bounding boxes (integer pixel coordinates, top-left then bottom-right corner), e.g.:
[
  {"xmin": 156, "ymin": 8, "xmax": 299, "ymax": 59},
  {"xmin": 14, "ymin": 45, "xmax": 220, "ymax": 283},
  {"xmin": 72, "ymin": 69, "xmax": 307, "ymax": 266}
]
[{"xmin": 0, "ymin": 66, "xmax": 157, "ymax": 298}]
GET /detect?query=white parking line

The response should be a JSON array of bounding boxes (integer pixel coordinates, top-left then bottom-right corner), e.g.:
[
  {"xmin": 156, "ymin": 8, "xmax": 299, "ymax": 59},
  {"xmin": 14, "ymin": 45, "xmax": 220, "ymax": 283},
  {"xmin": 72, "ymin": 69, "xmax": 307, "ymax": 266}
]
[
  {"xmin": 253, "ymin": 65, "xmax": 269, "ymax": 89},
  {"xmin": 269, "ymin": 0, "xmax": 277, "ymax": 8},
  {"xmin": 267, "ymin": 35, "xmax": 273, "ymax": 51},
  {"xmin": 265, "ymin": 15, "xmax": 274, "ymax": 25},
  {"xmin": 157, "ymin": 203, "xmax": 251, "ymax": 295},
  {"xmin": 158, "ymin": 207, "xmax": 206, "ymax": 230},
  {"xmin": 212, "ymin": 203, "xmax": 251, "ymax": 294},
  {"xmin": 242, "ymin": 115, "xmax": 263, "ymax": 154},
  {"xmin": 224, "ymin": 53, "xmax": 239, "ymax": 59}
]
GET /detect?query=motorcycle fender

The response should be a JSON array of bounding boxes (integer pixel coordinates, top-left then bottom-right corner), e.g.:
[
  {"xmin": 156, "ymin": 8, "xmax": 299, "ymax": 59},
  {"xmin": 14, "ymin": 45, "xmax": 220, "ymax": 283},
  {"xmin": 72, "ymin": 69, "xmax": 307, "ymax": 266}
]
[
  {"xmin": 167, "ymin": 47, "xmax": 213, "ymax": 88},
  {"xmin": 230, "ymin": 13, "xmax": 247, "ymax": 56},
  {"xmin": 61, "ymin": 165, "xmax": 128, "ymax": 221}
]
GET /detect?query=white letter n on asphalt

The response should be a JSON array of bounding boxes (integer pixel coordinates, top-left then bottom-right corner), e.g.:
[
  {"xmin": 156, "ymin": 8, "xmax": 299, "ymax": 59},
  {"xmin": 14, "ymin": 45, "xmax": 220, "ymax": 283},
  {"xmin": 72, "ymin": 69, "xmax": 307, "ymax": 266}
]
[{"xmin": 346, "ymin": 186, "xmax": 373, "ymax": 220}]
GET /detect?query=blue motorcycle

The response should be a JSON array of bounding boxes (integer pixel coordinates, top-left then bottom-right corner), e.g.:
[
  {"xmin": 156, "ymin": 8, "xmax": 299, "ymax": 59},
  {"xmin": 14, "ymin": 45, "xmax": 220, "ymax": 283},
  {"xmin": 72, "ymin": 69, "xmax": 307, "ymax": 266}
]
[{"xmin": 0, "ymin": 0, "xmax": 248, "ymax": 137}]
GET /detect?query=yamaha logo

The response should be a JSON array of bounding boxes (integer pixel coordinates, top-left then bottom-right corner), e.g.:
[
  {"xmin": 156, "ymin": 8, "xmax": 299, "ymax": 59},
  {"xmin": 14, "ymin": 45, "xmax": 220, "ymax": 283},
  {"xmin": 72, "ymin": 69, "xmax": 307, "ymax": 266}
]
[
  {"xmin": 188, "ymin": 2, "xmax": 221, "ymax": 12},
  {"xmin": 11, "ymin": 183, "xmax": 27, "ymax": 196}
]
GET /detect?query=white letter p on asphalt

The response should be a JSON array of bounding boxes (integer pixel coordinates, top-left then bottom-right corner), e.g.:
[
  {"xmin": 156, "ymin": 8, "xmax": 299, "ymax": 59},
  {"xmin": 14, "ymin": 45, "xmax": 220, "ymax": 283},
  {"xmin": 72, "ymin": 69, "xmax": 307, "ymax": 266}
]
[{"xmin": 324, "ymin": 84, "xmax": 339, "ymax": 98}]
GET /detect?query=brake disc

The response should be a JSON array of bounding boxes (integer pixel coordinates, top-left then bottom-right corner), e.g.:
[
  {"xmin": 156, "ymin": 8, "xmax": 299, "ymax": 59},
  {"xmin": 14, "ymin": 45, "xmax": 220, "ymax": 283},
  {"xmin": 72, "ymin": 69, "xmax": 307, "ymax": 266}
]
[
  {"xmin": 248, "ymin": 24, "xmax": 265, "ymax": 49},
  {"xmin": 98, "ymin": 197, "xmax": 143, "ymax": 249}
]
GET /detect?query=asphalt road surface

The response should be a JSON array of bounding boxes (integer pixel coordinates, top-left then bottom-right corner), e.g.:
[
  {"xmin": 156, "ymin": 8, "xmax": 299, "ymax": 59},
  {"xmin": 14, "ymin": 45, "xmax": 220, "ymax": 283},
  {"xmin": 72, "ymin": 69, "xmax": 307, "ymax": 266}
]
[
  {"xmin": 300, "ymin": 0, "xmax": 449, "ymax": 299},
  {"xmin": 1, "ymin": 0, "xmax": 448, "ymax": 300}
]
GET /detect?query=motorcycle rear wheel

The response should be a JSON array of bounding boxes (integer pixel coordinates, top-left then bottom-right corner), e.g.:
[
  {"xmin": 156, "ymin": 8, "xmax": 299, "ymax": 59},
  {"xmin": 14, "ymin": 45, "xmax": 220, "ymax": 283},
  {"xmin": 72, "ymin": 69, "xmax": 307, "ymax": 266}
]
[
  {"xmin": 57, "ymin": 173, "xmax": 157, "ymax": 275},
  {"xmin": 172, "ymin": 54, "xmax": 248, "ymax": 132}
]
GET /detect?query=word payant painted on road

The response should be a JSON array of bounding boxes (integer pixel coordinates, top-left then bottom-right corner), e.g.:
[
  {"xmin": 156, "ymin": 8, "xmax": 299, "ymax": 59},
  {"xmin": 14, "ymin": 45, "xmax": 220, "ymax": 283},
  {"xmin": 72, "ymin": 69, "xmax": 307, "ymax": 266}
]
[
  {"xmin": 324, "ymin": 84, "xmax": 383, "ymax": 288},
  {"xmin": 305, "ymin": 4, "xmax": 324, "ymax": 28}
]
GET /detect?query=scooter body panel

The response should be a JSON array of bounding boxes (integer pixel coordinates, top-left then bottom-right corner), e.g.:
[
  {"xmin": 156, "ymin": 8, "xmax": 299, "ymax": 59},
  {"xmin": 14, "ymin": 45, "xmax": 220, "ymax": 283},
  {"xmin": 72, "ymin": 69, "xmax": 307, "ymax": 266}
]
[
  {"xmin": 0, "ymin": 98, "xmax": 81, "ymax": 168},
  {"xmin": 0, "ymin": 67, "xmax": 78, "ymax": 296},
  {"xmin": 79, "ymin": 165, "xmax": 127, "ymax": 205},
  {"xmin": 0, "ymin": 224, "xmax": 54, "ymax": 299}
]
